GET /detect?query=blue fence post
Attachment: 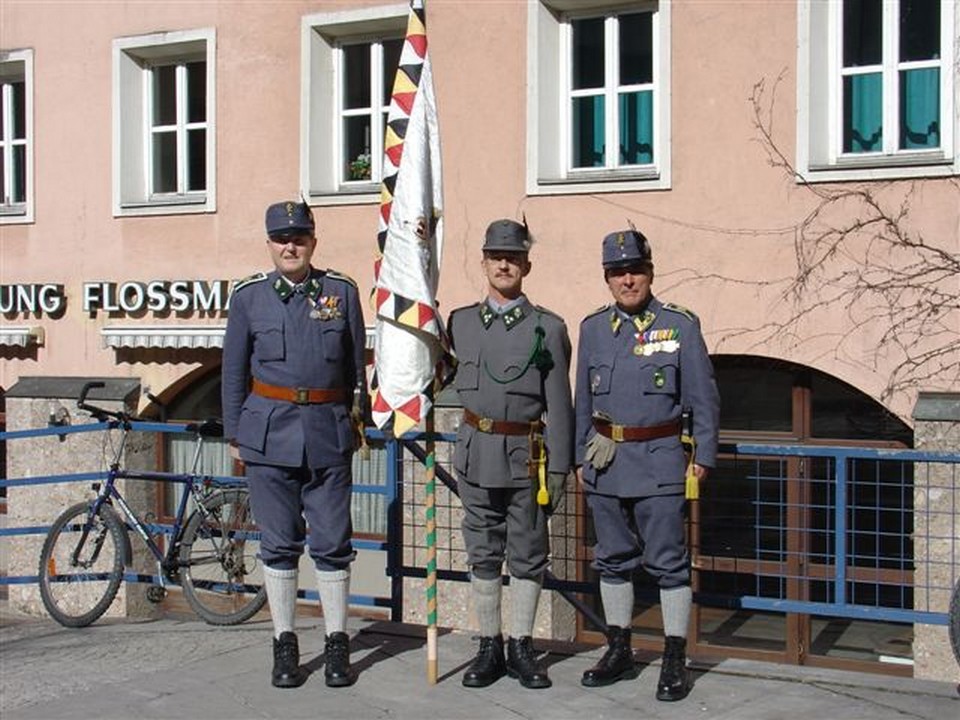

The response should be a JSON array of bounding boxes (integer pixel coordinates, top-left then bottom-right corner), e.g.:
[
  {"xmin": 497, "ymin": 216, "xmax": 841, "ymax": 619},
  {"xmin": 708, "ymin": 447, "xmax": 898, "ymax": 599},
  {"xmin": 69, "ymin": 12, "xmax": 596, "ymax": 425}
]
[
  {"xmin": 385, "ymin": 437, "xmax": 404, "ymax": 623},
  {"xmin": 834, "ymin": 451, "xmax": 848, "ymax": 607}
]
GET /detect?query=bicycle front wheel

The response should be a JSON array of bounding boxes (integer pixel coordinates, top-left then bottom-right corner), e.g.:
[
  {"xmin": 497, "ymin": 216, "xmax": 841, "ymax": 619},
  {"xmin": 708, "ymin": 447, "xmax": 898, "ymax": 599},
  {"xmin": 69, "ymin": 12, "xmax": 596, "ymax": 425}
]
[
  {"xmin": 38, "ymin": 501, "xmax": 127, "ymax": 628},
  {"xmin": 179, "ymin": 488, "xmax": 266, "ymax": 625}
]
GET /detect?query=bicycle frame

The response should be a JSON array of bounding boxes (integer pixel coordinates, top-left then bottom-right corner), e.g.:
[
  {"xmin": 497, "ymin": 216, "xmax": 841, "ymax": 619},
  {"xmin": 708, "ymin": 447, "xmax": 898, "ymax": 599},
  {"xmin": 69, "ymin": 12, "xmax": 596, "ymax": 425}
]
[{"xmin": 84, "ymin": 418, "xmax": 225, "ymax": 588}]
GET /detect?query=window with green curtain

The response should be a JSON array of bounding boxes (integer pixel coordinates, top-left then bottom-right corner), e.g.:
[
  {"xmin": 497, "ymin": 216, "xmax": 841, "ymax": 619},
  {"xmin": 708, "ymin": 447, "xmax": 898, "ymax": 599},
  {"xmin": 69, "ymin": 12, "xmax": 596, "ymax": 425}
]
[
  {"xmin": 843, "ymin": 72, "xmax": 882, "ymax": 153},
  {"xmin": 900, "ymin": 68, "xmax": 940, "ymax": 149},
  {"xmin": 619, "ymin": 90, "xmax": 653, "ymax": 165},
  {"xmin": 573, "ymin": 95, "xmax": 605, "ymax": 167}
]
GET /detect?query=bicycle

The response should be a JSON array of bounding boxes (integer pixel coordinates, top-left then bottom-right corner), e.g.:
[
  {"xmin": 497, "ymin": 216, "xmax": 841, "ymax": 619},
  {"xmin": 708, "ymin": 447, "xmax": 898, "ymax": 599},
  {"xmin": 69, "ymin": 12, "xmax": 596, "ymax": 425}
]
[{"xmin": 38, "ymin": 381, "xmax": 267, "ymax": 627}]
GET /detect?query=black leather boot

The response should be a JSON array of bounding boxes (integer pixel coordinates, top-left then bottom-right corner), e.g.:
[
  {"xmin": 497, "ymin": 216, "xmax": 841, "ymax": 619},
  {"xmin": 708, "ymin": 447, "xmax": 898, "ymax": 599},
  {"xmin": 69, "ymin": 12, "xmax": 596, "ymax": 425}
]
[
  {"xmin": 272, "ymin": 631, "xmax": 307, "ymax": 688},
  {"xmin": 462, "ymin": 635, "xmax": 506, "ymax": 688},
  {"xmin": 656, "ymin": 635, "xmax": 692, "ymax": 701},
  {"xmin": 324, "ymin": 631, "xmax": 355, "ymax": 687},
  {"xmin": 581, "ymin": 626, "xmax": 638, "ymax": 687},
  {"xmin": 506, "ymin": 636, "xmax": 551, "ymax": 689}
]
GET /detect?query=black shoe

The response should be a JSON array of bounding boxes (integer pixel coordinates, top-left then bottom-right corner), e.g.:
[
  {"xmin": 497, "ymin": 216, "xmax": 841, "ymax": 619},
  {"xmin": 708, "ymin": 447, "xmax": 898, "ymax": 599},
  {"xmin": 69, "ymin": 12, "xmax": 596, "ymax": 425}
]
[
  {"xmin": 462, "ymin": 635, "xmax": 506, "ymax": 688},
  {"xmin": 272, "ymin": 631, "xmax": 307, "ymax": 689},
  {"xmin": 324, "ymin": 631, "xmax": 355, "ymax": 687},
  {"xmin": 581, "ymin": 626, "xmax": 638, "ymax": 687},
  {"xmin": 506, "ymin": 636, "xmax": 552, "ymax": 689},
  {"xmin": 656, "ymin": 635, "xmax": 692, "ymax": 701}
]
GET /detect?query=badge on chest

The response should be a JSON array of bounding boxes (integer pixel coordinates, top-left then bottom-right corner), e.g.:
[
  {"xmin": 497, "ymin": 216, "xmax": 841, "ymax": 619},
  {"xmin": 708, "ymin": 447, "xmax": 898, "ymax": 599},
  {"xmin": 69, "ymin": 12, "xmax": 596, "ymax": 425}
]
[
  {"xmin": 310, "ymin": 295, "xmax": 343, "ymax": 321},
  {"xmin": 633, "ymin": 328, "xmax": 679, "ymax": 356}
]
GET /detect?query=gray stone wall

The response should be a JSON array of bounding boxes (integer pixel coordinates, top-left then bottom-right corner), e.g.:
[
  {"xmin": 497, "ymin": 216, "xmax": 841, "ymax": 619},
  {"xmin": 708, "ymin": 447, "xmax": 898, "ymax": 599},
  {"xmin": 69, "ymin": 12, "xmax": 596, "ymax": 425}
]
[
  {"xmin": 6, "ymin": 395, "xmax": 160, "ymax": 622},
  {"xmin": 911, "ymin": 392, "xmax": 960, "ymax": 683}
]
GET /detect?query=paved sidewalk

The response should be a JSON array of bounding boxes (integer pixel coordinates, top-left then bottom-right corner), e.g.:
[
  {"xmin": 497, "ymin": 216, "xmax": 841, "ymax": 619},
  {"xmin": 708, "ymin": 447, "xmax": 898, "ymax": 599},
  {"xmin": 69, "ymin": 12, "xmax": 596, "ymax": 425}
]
[{"xmin": 1, "ymin": 605, "xmax": 957, "ymax": 720}]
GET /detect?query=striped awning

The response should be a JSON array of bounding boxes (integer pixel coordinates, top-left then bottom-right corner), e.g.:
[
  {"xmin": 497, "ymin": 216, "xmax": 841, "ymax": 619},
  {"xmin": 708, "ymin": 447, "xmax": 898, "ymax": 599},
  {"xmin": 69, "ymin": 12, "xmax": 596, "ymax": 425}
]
[
  {"xmin": 101, "ymin": 325, "xmax": 226, "ymax": 349},
  {"xmin": 0, "ymin": 326, "xmax": 44, "ymax": 347},
  {"xmin": 100, "ymin": 325, "xmax": 377, "ymax": 351}
]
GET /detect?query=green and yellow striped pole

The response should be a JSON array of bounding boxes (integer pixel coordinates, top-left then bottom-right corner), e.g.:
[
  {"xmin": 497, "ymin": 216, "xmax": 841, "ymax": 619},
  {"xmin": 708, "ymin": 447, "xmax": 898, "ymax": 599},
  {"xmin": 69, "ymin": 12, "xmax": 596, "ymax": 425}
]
[
  {"xmin": 425, "ymin": 410, "xmax": 438, "ymax": 683},
  {"xmin": 424, "ymin": 408, "xmax": 437, "ymax": 685}
]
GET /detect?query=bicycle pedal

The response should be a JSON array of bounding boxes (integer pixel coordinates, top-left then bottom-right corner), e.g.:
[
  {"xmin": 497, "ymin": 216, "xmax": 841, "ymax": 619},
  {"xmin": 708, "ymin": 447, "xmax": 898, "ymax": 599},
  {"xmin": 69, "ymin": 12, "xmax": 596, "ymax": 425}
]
[{"xmin": 146, "ymin": 585, "xmax": 167, "ymax": 603}]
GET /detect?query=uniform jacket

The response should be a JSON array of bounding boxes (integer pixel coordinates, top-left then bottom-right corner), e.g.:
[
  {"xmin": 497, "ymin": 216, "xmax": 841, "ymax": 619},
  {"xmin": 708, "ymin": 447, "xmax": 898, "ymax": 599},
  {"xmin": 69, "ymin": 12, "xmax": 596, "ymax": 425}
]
[
  {"xmin": 448, "ymin": 297, "xmax": 574, "ymax": 488},
  {"xmin": 575, "ymin": 295, "xmax": 720, "ymax": 497},
  {"xmin": 221, "ymin": 267, "xmax": 366, "ymax": 469}
]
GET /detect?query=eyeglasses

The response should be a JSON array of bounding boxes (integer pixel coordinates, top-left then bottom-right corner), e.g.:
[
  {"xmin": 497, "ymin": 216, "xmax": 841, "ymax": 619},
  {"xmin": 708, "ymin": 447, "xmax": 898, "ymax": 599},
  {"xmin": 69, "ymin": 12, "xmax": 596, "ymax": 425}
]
[{"xmin": 268, "ymin": 234, "xmax": 313, "ymax": 247}]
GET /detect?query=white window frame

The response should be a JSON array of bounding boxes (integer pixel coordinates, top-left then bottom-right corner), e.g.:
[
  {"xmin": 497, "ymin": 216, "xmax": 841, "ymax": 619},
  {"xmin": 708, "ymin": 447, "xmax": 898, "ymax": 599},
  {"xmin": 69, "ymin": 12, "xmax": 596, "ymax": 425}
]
[
  {"xmin": 0, "ymin": 49, "xmax": 34, "ymax": 225},
  {"xmin": 112, "ymin": 28, "xmax": 216, "ymax": 216},
  {"xmin": 528, "ymin": 0, "xmax": 671, "ymax": 195},
  {"xmin": 301, "ymin": 4, "xmax": 408, "ymax": 207},
  {"xmin": 797, "ymin": 0, "xmax": 958, "ymax": 182}
]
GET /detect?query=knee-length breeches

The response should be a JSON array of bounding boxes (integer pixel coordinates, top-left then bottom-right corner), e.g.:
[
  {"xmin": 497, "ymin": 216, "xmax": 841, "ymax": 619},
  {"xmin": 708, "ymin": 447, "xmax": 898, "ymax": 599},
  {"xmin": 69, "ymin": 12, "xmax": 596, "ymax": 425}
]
[
  {"xmin": 245, "ymin": 461, "xmax": 356, "ymax": 571},
  {"xmin": 586, "ymin": 492, "xmax": 689, "ymax": 588}
]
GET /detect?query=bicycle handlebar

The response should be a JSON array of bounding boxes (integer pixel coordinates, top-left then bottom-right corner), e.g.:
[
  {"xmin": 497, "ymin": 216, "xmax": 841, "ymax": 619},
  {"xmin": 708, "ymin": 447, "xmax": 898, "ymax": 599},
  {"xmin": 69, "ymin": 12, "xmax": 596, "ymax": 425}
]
[
  {"xmin": 76, "ymin": 381, "xmax": 129, "ymax": 423},
  {"xmin": 78, "ymin": 382, "xmax": 224, "ymax": 438}
]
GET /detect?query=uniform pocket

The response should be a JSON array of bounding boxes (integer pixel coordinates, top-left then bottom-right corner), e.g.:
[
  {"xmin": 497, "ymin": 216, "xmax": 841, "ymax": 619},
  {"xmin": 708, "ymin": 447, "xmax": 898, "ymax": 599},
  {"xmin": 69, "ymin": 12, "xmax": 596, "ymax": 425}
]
[
  {"xmin": 251, "ymin": 320, "xmax": 284, "ymax": 361},
  {"xmin": 454, "ymin": 352, "xmax": 480, "ymax": 391},
  {"xmin": 322, "ymin": 320, "xmax": 347, "ymax": 362},
  {"xmin": 502, "ymin": 355, "xmax": 542, "ymax": 397},
  {"xmin": 588, "ymin": 359, "xmax": 613, "ymax": 396},
  {"xmin": 641, "ymin": 360, "xmax": 678, "ymax": 396},
  {"xmin": 453, "ymin": 425, "xmax": 474, "ymax": 474},
  {"xmin": 236, "ymin": 402, "xmax": 275, "ymax": 453}
]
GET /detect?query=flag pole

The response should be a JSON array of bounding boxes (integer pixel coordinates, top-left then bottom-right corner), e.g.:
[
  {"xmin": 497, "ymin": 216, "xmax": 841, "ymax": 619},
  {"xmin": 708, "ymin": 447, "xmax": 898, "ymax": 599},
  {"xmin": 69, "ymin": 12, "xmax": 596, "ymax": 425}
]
[{"xmin": 424, "ymin": 406, "xmax": 438, "ymax": 683}]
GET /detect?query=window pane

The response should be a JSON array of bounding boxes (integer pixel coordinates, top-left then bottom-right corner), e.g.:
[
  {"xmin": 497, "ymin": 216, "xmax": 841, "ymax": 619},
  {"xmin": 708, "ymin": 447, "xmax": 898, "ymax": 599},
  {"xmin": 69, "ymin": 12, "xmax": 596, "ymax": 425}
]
[
  {"xmin": 810, "ymin": 374, "xmax": 911, "ymax": 444},
  {"xmin": 715, "ymin": 361, "xmax": 794, "ymax": 432},
  {"xmin": 382, "ymin": 38, "xmax": 403, "ymax": 106},
  {"xmin": 343, "ymin": 43, "xmax": 371, "ymax": 109},
  {"xmin": 843, "ymin": 72, "xmax": 882, "ymax": 152},
  {"xmin": 12, "ymin": 145, "xmax": 26, "ymax": 202},
  {"xmin": 0, "ymin": 154, "xmax": 5, "ymax": 201},
  {"xmin": 843, "ymin": 0, "xmax": 882, "ymax": 67},
  {"xmin": 187, "ymin": 129, "xmax": 206, "ymax": 191},
  {"xmin": 0, "ymin": 85, "xmax": 5, "ymax": 141},
  {"xmin": 186, "ymin": 61, "xmax": 206, "ymax": 123},
  {"xmin": 572, "ymin": 95, "xmax": 604, "ymax": 167},
  {"xmin": 152, "ymin": 131, "xmax": 177, "ymax": 193},
  {"xmin": 619, "ymin": 90, "xmax": 653, "ymax": 164},
  {"xmin": 619, "ymin": 13, "xmax": 652, "ymax": 85},
  {"xmin": 344, "ymin": 115, "xmax": 371, "ymax": 181},
  {"xmin": 900, "ymin": 0, "xmax": 939, "ymax": 62},
  {"xmin": 12, "ymin": 81, "xmax": 26, "ymax": 139},
  {"xmin": 900, "ymin": 67, "xmax": 939, "ymax": 149},
  {"xmin": 152, "ymin": 65, "xmax": 177, "ymax": 126},
  {"xmin": 572, "ymin": 17, "xmax": 604, "ymax": 90}
]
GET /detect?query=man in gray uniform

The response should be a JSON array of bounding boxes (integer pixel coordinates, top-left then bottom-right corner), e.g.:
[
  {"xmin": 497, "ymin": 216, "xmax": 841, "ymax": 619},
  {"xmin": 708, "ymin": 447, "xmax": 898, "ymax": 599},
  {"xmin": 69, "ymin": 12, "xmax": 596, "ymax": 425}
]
[
  {"xmin": 447, "ymin": 218, "xmax": 574, "ymax": 690},
  {"xmin": 575, "ymin": 228, "xmax": 719, "ymax": 701},
  {"xmin": 222, "ymin": 200, "xmax": 367, "ymax": 689}
]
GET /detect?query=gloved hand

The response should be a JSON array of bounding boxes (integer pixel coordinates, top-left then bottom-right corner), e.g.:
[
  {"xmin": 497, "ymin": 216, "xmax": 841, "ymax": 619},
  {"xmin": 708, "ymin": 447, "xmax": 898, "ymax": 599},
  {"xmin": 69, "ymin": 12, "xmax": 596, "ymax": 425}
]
[
  {"xmin": 351, "ymin": 395, "xmax": 370, "ymax": 458},
  {"xmin": 585, "ymin": 432, "xmax": 616, "ymax": 471},
  {"xmin": 545, "ymin": 472, "xmax": 568, "ymax": 515}
]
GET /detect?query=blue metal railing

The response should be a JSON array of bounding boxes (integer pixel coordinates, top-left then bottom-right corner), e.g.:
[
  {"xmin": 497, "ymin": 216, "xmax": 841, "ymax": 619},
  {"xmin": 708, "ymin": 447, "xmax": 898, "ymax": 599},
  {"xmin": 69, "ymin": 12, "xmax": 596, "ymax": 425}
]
[{"xmin": 2, "ymin": 424, "xmax": 958, "ymax": 634}]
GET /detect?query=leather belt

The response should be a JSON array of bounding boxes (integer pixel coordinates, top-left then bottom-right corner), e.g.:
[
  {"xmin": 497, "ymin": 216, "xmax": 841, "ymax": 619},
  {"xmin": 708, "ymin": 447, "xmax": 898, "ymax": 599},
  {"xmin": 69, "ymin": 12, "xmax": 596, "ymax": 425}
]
[
  {"xmin": 463, "ymin": 408, "xmax": 544, "ymax": 436},
  {"xmin": 593, "ymin": 418, "xmax": 681, "ymax": 443},
  {"xmin": 251, "ymin": 378, "xmax": 349, "ymax": 405}
]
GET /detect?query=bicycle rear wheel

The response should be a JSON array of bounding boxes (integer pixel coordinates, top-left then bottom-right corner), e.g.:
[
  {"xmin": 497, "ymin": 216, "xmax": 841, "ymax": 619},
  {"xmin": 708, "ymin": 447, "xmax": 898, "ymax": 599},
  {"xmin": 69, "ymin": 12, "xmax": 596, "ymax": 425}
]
[
  {"xmin": 38, "ymin": 501, "xmax": 127, "ymax": 628},
  {"xmin": 179, "ymin": 488, "xmax": 266, "ymax": 625}
]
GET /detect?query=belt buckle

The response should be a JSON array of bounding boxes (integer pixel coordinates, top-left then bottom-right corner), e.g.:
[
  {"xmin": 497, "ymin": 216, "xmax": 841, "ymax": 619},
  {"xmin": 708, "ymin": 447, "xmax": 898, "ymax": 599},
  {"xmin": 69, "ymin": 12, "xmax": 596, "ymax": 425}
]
[
  {"xmin": 611, "ymin": 424, "xmax": 625, "ymax": 442},
  {"xmin": 295, "ymin": 387, "xmax": 310, "ymax": 404},
  {"xmin": 478, "ymin": 417, "xmax": 494, "ymax": 433}
]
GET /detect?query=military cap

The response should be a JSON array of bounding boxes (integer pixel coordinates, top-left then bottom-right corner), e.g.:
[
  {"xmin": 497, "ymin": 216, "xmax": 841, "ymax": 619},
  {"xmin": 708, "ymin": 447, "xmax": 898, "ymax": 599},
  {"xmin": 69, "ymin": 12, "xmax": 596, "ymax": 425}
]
[
  {"xmin": 265, "ymin": 200, "xmax": 315, "ymax": 238},
  {"xmin": 482, "ymin": 218, "xmax": 532, "ymax": 253},
  {"xmin": 601, "ymin": 228, "xmax": 653, "ymax": 269}
]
